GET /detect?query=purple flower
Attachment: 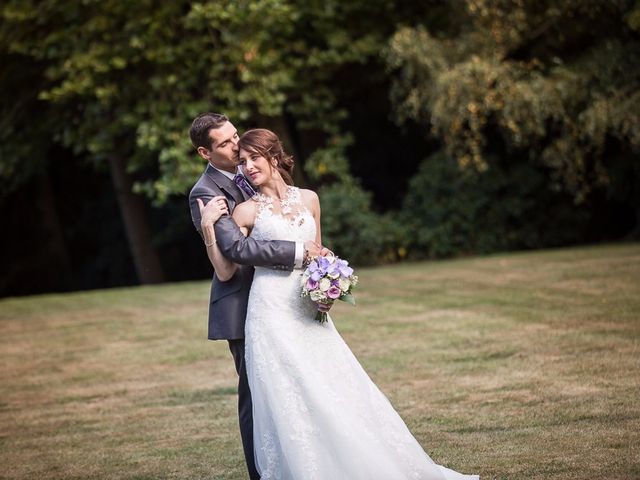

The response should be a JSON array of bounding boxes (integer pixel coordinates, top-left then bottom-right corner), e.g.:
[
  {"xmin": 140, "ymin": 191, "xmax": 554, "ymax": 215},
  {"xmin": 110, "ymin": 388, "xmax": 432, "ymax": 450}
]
[
  {"xmin": 317, "ymin": 256, "xmax": 331, "ymax": 273},
  {"xmin": 327, "ymin": 285, "xmax": 341, "ymax": 299},
  {"xmin": 336, "ymin": 259, "xmax": 354, "ymax": 277},
  {"xmin": 306, "ymin": 278, "xmax": 319, "ymax": 291},
  {"xmin": 326, "ymin": 262, "xmax": 339, "ymax": 277}
]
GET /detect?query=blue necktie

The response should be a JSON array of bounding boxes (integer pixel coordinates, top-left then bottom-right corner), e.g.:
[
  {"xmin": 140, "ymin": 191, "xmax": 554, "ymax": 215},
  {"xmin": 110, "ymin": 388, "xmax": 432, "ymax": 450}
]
[{"xmin": 234, "ymin": 173, "xmax": 257, "ymax": 198}]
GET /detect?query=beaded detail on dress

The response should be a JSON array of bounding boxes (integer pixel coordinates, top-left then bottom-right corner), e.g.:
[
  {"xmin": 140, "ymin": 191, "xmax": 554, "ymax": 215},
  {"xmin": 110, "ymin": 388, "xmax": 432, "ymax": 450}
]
[{"xmin": 250, "ymin": 186, "xmax": 316, "ymax": 243}]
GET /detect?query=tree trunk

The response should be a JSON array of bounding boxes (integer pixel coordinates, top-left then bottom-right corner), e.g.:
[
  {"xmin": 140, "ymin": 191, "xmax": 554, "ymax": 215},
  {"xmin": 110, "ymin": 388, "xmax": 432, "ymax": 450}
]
[{"xmin": 107, "ymin": 153, "xmax": 165, "ymax": 284}]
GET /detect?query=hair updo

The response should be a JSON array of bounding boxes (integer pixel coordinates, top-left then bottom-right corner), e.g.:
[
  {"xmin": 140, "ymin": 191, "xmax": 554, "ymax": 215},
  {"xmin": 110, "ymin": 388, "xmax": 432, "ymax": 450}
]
[{"xmin": 238, "ymin": 129, "xmax": 295, "ymax": 185}]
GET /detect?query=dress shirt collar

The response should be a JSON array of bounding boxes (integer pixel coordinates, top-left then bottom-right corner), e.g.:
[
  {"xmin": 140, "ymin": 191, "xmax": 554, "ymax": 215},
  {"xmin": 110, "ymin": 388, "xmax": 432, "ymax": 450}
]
[{"xmin": 211, "ymin": 164, "xmax": 237, "ymax": 180}]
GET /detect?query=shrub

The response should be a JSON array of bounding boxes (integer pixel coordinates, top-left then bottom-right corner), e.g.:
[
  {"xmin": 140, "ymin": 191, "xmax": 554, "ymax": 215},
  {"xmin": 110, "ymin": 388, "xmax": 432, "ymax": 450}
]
[
  {"xmin": 319, "ymin": 181, "xmax": 406, "ymax": 266},
  {"xmin": 400, "ymin": 151, "xmax": 590, "ymax": 258}
]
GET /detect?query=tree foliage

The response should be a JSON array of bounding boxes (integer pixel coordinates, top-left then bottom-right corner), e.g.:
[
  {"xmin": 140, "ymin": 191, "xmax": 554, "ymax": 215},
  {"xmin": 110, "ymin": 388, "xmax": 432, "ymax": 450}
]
[
  {"xmin": 1, "ymin": 1, "xmax": 638, "ymax": 294},
  {"xmin": 0, "ymin": 0, "xmax": 433, "ymax": 201},
  {"xmin": 386, "ymin": 0, "xmax": 640, "ymax": 202}
]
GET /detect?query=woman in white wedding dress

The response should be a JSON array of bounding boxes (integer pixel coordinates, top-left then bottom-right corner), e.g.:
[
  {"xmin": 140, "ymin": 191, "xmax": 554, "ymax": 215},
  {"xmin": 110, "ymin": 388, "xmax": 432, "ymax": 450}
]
[{"xmin": 210, "ymin": 128, "xmax": 479, "ymax": 480}]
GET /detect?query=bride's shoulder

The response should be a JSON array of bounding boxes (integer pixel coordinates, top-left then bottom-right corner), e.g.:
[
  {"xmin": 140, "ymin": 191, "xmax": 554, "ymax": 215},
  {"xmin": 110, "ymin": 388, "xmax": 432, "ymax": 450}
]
[
  {"xmin": 232, "ymin": 199, "xmax": 258, "ymax": 226},
  {"xmin": 298, "ymin": 188, "xmax": 319, "ymax": 203},
  {"xmin": 297, "ymin": 188, "xmax": 320, "ymax": 214},
  {"xmin": 236, "ymin": 198, "xmax": 259, "ymax": 212}
]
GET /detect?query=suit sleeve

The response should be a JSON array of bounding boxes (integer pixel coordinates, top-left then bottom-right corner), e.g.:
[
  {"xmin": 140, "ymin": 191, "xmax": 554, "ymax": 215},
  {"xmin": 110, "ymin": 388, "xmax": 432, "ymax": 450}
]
[
  {"xmin": 189, "ymin": 189, "xmax": 209, "ymax": 239},
  {"xmin": 190, "ymin": 184, "xmax": 296, "ymax": 270},
  {"xmin": 214, "ymin": 214, "xmax": 297, "ymax": 270}
]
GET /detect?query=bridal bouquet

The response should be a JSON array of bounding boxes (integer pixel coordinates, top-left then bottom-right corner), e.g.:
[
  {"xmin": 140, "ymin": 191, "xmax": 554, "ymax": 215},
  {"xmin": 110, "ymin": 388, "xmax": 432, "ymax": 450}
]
[{"xmin": 300, "ymin": 254, "xmax": 358, "ymax": 323}]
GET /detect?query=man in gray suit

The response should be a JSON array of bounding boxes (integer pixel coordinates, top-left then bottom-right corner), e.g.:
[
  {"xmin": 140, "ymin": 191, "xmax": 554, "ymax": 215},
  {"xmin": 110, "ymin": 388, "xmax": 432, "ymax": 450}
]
[{"xmin": 188, "ymin": 113, "xmax": 322, "ymax": 479}]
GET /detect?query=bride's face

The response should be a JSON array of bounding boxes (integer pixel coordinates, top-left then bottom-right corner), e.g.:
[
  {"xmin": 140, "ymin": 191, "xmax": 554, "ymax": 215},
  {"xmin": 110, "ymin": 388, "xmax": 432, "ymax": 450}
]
[{"xmin": 239, "ymin": 148, "xmax": 276, "ymax": 186}]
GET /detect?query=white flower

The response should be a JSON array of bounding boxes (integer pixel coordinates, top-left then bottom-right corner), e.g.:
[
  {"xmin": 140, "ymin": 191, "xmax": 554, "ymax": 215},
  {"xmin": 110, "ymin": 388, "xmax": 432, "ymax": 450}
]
[
  {"xmin": 310, "ymin": 290, "xmax": 325, "ymax": 302},
  {"xmin": 319, "ymin": 277, "xmax": 331, "ymax": 291},
  {"xmin": 338, "ymin": 277, "xmax": 351, "ymax": 292}
]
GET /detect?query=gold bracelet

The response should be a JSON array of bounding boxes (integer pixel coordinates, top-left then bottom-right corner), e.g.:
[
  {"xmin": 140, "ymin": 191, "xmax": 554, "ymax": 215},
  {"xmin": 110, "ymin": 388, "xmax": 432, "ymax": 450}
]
[{"xmin": 204, "ymin": 239, "xmax": 217, "ymax": 247}]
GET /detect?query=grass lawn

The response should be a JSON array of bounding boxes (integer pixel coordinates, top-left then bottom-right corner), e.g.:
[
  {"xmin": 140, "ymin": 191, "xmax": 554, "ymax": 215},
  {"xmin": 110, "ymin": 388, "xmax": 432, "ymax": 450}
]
[{"xmin": 1, "ymin": 242, "xmax": 639, "ymax": 479}]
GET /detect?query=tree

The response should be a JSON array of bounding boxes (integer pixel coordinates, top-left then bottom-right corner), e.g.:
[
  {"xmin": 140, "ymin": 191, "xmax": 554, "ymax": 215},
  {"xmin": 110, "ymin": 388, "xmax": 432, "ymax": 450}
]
[
  {"xmin": 386, "ymin": 0, "xmax": 640, "ymax": 203},
  {"xmin": 1, "ymin": 1, "xmax": 173, "ymax": 283},
  {"xmin": 0, "ymin": 0, "xmax": 437, "ymax": 280}
]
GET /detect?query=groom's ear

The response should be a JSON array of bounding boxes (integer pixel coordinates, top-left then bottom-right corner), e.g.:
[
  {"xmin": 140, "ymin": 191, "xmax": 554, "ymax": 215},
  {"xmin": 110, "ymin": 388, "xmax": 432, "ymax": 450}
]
[{"xmin": 196, "ymin": 146, "xmax": 211, "ymax": 161}]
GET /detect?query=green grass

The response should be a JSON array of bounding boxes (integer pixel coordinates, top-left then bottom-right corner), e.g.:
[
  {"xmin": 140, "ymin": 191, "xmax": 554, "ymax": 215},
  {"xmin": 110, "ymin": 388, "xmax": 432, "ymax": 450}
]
[{"xmin": 1, "ymin": 243, "xmax": 639, "ymax": 479}]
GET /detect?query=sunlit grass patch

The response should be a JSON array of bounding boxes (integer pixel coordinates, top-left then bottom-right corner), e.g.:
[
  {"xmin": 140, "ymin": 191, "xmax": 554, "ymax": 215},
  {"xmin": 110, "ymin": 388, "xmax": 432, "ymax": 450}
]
[{"xmin": 1, "ymin": 243, "xmax": 639, "ymax": 479}]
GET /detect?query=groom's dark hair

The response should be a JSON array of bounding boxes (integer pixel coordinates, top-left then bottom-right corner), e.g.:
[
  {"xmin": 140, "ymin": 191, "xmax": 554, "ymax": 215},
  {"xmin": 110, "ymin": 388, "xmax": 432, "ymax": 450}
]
[{"xmin": 189, "ymin": 112, "xmax": 229, "ymax": 149}]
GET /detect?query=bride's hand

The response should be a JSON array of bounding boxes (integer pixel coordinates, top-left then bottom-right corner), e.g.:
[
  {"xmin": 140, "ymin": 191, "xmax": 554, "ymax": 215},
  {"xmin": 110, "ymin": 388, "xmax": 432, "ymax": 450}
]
[{"xmin": 198, "ymin": 196, "xmax": 229, "ymax": 228}]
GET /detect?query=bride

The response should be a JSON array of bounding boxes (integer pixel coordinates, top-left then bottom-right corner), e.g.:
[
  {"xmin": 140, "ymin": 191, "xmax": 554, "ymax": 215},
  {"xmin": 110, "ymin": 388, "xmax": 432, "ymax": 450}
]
[{"xmin": 204, "ymin": 128, "xmax": 479, "ymax": 480}]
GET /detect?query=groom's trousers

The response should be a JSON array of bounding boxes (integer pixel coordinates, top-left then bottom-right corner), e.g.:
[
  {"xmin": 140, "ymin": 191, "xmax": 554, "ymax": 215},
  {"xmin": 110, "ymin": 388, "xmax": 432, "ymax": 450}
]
[{"xmin": 228, "ymin": 339, "xmax": 260, "ymax": 480}]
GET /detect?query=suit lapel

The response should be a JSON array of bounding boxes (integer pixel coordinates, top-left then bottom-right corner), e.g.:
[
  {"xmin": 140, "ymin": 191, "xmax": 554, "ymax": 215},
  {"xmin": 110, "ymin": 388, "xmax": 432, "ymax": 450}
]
[{"xmin": 204, "ymin": 164, "xmax": 245, "ymax": 207}]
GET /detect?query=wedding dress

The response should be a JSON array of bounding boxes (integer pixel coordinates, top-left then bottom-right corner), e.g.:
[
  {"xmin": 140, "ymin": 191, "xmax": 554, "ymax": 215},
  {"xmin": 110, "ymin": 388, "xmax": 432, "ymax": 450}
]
[{"xmin": 245, "ymin": 186, "xmax": 479, "ymax": 480}]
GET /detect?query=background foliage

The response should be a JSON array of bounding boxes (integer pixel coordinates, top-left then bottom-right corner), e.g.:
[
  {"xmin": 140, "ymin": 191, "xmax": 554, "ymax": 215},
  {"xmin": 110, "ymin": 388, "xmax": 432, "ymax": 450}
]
[{"xmin": 1, "ymin": 0, "xmax": 638, "ymax": 295}]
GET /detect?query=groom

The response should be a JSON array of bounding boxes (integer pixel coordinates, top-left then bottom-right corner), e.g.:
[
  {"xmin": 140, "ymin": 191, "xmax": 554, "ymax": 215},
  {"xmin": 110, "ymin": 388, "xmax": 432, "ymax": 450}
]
[{"xmin": 188, "ymin": 112, "xmax": 322, "ymax": 479}]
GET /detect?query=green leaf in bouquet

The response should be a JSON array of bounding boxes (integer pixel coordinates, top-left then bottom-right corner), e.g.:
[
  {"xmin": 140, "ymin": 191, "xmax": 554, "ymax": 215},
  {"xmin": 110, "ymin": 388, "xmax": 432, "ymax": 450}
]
[{"xmin": 340, "ymin": 293, "xmax": 356, "ymax": 306}]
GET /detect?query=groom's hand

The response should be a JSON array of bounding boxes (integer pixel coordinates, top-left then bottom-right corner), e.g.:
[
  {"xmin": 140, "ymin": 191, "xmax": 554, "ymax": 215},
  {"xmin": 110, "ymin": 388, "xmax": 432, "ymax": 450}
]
[
  {"xmin": 303, "ymin": 241, "xmax": 322, "ymax": 260},
  {"xmin": 303, "ymin": 242, "xmax": 334, "ymax": 259}
]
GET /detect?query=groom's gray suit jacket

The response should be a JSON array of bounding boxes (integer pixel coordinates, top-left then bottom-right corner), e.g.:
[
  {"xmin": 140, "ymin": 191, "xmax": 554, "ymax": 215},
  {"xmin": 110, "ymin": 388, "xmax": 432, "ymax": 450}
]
[{"xmin": 189, "ymin": 164, "xmax": 296, "ymax": 340}]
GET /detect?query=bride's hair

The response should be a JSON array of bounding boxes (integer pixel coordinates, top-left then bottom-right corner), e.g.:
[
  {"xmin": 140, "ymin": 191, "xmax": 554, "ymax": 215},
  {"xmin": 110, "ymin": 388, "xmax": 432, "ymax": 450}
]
[{"xmin": 238, "ymin": 129, "xmax": 295, "ymax": 186}]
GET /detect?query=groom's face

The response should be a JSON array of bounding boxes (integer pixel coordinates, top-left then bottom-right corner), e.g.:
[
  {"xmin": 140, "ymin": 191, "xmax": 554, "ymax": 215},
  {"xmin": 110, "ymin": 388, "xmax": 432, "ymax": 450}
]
[{"xmin": 204, "ymin": 121, "xmax": 240, "ymax": 173}]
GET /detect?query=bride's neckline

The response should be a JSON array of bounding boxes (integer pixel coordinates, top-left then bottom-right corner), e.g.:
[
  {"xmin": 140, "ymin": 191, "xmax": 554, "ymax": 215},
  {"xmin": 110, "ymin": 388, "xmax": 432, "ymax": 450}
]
[
  {"xmin": 254, "ymin": 185, "xmax": 294, "ymax": 202},
  {"xmin": 254, "ymin": 186, "xmax": 299, "ymax": 216}
]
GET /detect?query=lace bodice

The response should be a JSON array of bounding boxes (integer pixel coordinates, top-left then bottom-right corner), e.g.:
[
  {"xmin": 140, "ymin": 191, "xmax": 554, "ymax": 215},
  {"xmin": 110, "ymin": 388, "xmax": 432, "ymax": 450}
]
[{"xmin": 249, "ymin": 186, "xmax": 316, "ymax": 243}]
